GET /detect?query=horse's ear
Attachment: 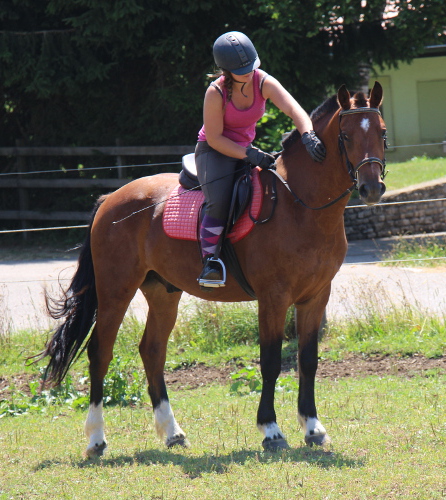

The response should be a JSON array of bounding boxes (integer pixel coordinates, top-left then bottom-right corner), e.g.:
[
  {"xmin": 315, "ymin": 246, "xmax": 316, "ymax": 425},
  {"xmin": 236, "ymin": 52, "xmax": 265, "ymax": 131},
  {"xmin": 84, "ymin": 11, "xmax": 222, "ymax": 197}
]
[
  {"xmin": 369, "ymin": 81, "xmax": 383, "ymax": 108},
  {"xmin": 337, "ymin": 84, "xmax": 351, "ymax": 111}
]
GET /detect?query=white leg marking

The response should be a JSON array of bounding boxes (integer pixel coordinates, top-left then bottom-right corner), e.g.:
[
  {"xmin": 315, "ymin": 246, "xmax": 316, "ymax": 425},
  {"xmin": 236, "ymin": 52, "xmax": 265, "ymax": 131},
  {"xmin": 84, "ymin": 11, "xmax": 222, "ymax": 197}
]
[
  {"xmin": 298, "ymin": 414, "xmax": 327, "ymax": 438},
  {"xmin": 85, "ymin": 402, "xmax": 106, "ymax": 455},
  {"xmin": 257, "ymin": 422, "xmax": 285, "ymax": 441},
  {"xmin": 154, "ymin": 400, "xmax": 185, "ymax": 442},
  {"xmin": 360, "ymin": 117, "xmax": 370, "ymax": 132}
]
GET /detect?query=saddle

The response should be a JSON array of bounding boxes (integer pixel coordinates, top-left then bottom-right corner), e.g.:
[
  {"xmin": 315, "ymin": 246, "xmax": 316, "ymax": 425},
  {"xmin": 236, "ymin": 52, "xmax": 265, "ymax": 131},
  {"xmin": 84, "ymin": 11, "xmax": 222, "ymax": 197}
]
[
  {"xmin": 163, "ymin": 154, "xmax": 263, "ymax": 244},
  {"xmin": 180, "ymin": 153, "xmax": 254, "ymax": 229}
]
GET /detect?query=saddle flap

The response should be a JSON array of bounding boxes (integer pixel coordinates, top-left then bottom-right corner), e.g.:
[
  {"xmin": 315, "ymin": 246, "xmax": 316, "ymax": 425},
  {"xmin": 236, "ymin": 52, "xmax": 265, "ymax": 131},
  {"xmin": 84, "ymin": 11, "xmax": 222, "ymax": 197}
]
[{"xmin": 230, "ymin": 169, "xmax": 252, "ymax": 226}]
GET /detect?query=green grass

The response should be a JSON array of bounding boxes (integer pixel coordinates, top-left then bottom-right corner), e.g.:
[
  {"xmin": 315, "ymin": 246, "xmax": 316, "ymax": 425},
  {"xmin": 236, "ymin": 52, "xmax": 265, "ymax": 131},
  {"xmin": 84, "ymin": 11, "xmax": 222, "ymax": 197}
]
[
  {"xmin": 385, "ymin": 155, "xmax": 446, "ymax": 191},
  {"xmin": 382, "ymin": 236, "xmax": 446, "ymax": 268},
  {"xmin": 1, "ymin": 376, "xmax": 446, "ymax": 499},
  {"xmin": 1, "ymin": 288, "xmax": 446, "ymax": 498},
  {"xmin": 324, "ymin": 310, "xmax": 446, "ymax": 360}
]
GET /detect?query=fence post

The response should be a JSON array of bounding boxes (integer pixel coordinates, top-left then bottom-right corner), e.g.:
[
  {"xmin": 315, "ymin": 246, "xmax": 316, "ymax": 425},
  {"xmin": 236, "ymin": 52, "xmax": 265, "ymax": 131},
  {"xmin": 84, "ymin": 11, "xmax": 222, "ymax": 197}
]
[{"xmin": 15, "ymin": 139, "xmax": 29, "ymax": 240}]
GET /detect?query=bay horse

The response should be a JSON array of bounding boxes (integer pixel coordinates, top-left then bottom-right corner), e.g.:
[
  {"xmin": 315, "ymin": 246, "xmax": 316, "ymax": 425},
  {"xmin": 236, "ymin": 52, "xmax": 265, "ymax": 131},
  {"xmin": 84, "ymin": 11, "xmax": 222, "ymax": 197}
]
[{"xmin": 38, "ymin": 82, "xmax": 387, "ymax": 457}]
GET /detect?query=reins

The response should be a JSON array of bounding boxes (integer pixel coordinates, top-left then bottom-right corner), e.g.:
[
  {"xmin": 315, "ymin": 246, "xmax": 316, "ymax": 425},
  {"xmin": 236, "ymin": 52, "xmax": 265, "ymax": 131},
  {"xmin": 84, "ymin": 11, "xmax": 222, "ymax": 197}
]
[{"xmin": 265, "ymin": 168, "xmax": 356, "ymax": 211}]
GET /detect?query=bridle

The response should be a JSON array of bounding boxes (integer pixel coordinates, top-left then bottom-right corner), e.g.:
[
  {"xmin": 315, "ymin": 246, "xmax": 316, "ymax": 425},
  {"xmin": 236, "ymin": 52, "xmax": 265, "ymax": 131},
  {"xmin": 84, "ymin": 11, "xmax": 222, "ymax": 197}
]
[
  {"xmin": 252, "ymin": 105, "xmax": 388, "ymax": 217},
  {"xmin": 338, "ymin": 107, "xmax": 388, "ymax": 185}
]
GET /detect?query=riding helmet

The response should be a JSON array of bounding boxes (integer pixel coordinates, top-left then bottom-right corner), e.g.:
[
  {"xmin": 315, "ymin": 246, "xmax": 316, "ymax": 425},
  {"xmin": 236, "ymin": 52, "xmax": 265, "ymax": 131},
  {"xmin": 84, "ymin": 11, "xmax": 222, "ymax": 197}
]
[{"xmin": 213, "ymin": 31, "xmax": 261, "ymax": 75}]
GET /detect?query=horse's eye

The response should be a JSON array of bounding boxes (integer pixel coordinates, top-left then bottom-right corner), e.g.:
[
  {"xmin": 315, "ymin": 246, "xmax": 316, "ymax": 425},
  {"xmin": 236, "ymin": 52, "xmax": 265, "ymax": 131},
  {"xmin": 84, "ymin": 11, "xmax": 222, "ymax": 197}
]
[{"xmin": 342, "ymin": 132, "xmax": 349, "ymax": 141}]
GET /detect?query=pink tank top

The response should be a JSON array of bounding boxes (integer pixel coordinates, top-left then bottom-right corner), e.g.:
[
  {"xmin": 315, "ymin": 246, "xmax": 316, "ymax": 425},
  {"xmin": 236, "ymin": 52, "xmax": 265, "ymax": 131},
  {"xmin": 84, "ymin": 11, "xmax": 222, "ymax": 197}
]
[{"xmin": 197, "ymin": 70, "xmax": 267, "ymax": 148}]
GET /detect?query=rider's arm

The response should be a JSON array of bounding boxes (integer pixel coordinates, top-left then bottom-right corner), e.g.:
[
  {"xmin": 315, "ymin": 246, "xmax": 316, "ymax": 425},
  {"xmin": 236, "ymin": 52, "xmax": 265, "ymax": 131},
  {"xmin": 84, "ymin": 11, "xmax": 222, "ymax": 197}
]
[
  {"xmin": 261, "ymin": 75, "xmax": 314, "ymax": 135},
  {"xmin": 202, "ymin": 85, "xmax": 248, "ymax": 159}
]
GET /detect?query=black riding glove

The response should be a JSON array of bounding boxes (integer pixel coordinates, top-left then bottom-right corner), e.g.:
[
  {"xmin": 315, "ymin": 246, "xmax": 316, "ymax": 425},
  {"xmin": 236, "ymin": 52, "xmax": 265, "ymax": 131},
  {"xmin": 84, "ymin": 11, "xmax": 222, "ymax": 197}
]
[
  {"xmin": 245, "ymin": 146, "xmax": 275, "ymax": 169},
  {"xmin": 301, "ymin": 131, "xmax": 326, "ymax": 162}
]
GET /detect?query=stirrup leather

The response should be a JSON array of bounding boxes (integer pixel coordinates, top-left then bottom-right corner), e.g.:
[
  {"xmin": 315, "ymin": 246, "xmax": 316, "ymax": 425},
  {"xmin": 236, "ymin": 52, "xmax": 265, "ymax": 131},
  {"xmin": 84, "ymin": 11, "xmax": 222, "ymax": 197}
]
[{"xmin": 198, "ymin": 257, "xmax": 227, "ymax": 288}]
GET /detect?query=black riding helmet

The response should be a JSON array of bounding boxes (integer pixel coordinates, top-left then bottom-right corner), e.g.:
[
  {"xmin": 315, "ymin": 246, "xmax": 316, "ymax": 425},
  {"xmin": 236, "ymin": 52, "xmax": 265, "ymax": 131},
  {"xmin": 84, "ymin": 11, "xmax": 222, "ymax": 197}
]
[{"xmin": 213, "ymin": 31, "xmax": 261, "ymax": 75}]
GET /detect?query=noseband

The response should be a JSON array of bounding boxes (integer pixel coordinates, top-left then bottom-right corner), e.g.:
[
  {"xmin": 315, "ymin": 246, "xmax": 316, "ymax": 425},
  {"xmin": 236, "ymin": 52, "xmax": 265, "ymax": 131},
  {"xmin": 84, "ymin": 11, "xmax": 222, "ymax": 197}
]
[{"xmin": 338, "ymin": 107, "xmax": 387, "ymax": 185}]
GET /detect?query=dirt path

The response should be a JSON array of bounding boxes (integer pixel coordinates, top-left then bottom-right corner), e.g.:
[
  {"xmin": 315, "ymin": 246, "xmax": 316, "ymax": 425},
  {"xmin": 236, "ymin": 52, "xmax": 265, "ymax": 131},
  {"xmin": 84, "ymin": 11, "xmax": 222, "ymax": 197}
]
[{"xmin": 1, "ymin": 256, "xmax": 445, "ymax": 332}]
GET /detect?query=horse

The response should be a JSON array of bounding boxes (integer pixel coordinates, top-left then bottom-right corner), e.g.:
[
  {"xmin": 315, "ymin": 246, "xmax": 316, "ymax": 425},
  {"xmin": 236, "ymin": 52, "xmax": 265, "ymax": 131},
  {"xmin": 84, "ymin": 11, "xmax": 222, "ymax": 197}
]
[{"xmin": 37, "ymin": 82, "xmax": 387, "ymax": 457}]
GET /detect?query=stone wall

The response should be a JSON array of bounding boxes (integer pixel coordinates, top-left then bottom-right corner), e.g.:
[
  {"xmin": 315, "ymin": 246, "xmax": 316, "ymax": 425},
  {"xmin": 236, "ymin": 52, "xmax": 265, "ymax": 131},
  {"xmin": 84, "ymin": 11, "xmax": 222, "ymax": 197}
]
[{"xmin": 344, "ymin": 177, "xmax": 446, "ymax": 240}]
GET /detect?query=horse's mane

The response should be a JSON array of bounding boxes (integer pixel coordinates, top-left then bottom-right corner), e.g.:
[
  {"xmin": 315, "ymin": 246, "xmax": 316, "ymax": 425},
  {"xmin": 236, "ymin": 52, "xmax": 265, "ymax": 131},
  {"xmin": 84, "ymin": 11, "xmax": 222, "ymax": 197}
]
[{"xmin": 282, "ymin": 94, "xmax": 339, "ymax": 151}]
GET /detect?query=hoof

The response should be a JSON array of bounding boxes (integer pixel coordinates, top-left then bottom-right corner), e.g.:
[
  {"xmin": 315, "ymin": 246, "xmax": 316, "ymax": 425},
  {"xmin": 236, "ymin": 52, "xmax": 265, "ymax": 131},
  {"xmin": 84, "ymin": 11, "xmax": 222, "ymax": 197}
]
[
  {"xmin": 166, "ymin": 435, "xmax": 190, "ymax": 448},
  {"xmin": 262, "ymin": 437, "xmax": 290, "ymax": 452},
  {"xmin": 305, "ymin": 433, "xmax": 331, "ymax": 447},
  {"xmin": 86, "ymin": 440, "xmax": 107, "ymax": 458}
]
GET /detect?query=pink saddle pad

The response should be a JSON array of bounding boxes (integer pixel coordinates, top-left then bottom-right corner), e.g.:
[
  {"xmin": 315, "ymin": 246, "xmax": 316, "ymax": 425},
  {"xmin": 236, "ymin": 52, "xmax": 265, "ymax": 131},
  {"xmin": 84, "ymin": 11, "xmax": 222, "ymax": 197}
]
[{"xmin": 163, "ymin": 167, "xmax": 263, "ymax": 243}]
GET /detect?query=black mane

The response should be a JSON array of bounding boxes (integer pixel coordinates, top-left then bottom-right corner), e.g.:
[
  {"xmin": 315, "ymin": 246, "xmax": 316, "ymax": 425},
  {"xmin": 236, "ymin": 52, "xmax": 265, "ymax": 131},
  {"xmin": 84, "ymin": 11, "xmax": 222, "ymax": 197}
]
[{"xmin": 282, "ymin": 94, "xmax": 339, "ymax": 151}]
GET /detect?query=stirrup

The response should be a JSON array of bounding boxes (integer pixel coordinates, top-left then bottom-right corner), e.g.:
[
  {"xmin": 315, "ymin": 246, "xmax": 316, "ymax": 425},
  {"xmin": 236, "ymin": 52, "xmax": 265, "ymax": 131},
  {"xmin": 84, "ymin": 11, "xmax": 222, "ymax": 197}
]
[{"xmin": 198, "ymin": 257, "xmax": 227, "ymax": 288}]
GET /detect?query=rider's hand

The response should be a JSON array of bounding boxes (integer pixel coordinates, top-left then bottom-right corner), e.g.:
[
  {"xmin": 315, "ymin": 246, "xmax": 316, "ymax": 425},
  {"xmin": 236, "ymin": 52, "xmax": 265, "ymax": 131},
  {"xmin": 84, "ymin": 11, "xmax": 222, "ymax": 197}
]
[
  {"xmin": 301, "ymin": 131, "xmax": 326, "ymax": 162},
  {"xmin": 245, "ymin": 146, "xmax": 275, "ymax": 169}
]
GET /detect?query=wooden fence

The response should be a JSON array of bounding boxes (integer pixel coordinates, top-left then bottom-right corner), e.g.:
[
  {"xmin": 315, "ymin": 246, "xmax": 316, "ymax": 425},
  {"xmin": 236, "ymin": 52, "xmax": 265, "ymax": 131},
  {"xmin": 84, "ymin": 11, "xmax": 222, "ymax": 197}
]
[{"xmin": 0, "ymin": 145, "xmax": 194, "ymax": 229}]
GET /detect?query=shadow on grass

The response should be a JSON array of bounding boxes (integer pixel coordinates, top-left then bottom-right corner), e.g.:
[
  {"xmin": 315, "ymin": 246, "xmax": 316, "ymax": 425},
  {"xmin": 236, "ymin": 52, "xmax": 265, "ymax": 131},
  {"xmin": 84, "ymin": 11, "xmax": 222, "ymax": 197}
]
[{"xmin": 35, "ymin": 446, "xmax": 365, "ymax": 475}]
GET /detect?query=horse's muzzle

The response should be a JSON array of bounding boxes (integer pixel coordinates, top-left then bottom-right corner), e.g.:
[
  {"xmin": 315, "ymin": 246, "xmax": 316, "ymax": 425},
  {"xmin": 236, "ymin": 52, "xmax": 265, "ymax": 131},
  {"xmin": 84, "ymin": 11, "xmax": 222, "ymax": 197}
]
[{"xmin": 358, "ymin": 179, "xmax": 386, "ymax": 205}]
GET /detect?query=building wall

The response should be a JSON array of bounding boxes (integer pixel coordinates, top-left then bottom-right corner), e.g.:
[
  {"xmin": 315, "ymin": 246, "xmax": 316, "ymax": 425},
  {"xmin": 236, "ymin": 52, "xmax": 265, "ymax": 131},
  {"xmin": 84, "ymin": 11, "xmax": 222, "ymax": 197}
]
[{"xmin": 370, "ymin": 55, "xmax": 446, "ymax": 162}]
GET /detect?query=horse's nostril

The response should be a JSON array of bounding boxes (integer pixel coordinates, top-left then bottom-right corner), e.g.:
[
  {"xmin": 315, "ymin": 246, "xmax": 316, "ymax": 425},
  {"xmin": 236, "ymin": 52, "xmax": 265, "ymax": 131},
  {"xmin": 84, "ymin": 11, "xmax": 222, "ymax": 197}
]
[
  {"xmin": 359, "ymin": 184, "xmax": 368, "ymax": 199},
  {"xmin": 380, "ymin": 183, "xmax": 386, "ymax": 197}
]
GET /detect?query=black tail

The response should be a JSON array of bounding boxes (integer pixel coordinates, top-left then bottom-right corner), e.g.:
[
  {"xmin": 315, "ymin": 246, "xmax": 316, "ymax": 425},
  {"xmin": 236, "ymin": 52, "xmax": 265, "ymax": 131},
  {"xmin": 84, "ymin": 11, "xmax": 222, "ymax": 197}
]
[{"xmin": 32, "ymin": 196, "xmax": 106, "ymax": 386}]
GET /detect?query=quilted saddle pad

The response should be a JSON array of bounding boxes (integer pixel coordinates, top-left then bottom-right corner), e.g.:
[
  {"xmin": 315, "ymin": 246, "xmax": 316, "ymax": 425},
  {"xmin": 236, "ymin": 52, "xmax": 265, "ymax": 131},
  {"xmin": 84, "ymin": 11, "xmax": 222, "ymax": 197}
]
[{"xmin": 163, "ymin": 167, "xmax": 263, "ymax": 244}]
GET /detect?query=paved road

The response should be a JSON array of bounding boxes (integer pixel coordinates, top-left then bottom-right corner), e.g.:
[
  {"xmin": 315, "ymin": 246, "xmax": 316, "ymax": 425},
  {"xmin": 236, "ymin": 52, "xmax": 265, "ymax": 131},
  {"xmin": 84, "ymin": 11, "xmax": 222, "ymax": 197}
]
[{"xmin": 1, "ymin": 234, "xmax": 445, "ymax": 332}]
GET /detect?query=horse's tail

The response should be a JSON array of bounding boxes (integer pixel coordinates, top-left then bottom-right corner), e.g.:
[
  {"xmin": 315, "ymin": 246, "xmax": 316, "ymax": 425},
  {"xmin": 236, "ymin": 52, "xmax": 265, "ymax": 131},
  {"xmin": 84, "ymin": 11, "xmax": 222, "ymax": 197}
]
[{"xmin": 33, "ymin": 195, "xmax": 107, "ymax": 386}]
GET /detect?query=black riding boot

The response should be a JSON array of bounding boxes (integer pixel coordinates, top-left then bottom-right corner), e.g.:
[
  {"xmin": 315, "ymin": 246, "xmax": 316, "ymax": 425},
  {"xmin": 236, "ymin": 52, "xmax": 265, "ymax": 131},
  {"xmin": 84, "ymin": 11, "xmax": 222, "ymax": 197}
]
[{"xmin": 198, "ymin": 256, "xmax": 226, "ymax": 288}]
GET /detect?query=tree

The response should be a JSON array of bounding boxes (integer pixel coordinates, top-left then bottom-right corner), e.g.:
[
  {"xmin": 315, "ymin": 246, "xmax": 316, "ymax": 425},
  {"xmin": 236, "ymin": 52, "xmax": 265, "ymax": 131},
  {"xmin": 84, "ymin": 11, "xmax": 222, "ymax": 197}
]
[{"xmin": 1, "ymin": 0, "xmax": 445, "ymax": 153}]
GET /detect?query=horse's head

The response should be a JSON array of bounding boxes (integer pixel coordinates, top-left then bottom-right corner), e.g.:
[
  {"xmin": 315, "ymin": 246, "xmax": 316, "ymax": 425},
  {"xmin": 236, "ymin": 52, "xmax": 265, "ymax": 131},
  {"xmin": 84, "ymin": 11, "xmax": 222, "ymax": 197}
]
[{"xmin": 337, "ymin": 81, "xmax": 387, "ymax": 205}]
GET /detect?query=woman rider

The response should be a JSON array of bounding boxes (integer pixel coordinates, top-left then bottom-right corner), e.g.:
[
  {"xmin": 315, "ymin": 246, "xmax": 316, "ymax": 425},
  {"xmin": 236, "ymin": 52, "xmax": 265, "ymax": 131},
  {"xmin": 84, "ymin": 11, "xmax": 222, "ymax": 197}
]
[{"xmin": 196, "ymin": 31, "xmax": 326, "ymax": 287}]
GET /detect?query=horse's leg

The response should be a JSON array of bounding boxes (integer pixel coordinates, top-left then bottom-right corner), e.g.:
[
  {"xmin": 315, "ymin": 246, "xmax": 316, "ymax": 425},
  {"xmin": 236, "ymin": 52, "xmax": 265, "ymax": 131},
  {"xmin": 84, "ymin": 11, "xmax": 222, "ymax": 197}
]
[
  {"xmin": 139, "ymin": 278, "xmax": 187, "ymax": 448},
  {"xmin": 257, "ymin": 299, "xmax": 290, "ymax": 451},
  {"xmin": 295, "ymin": 287, "xmax": 331, "ymax": 446},
  {"xmin": 85, "ymin": 293, "xmax": 135, "ymax": 458}
]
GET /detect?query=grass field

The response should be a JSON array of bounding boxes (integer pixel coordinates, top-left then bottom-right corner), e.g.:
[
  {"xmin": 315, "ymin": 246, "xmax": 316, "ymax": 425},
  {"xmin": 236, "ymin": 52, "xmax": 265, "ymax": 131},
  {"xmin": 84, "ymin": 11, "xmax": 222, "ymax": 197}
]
[
  {"xmin": 385, "ymin": 156, "xmax": 446, "ymax": 191},
  {"xmin": 1, "ymin": 294, "xmax": 446, "ymax": 499},
  {"xmin": 1, "ymin": 374, "xmax": 445, "ymax": 499}
]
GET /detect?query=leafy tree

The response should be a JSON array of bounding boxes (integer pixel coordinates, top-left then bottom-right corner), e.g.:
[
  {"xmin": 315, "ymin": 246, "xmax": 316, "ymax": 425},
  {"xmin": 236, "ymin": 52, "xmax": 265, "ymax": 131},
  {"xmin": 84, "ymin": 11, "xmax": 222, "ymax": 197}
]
[{"xmin": 1, "ymin": 0, "xmax": 445, "ymax": 153}]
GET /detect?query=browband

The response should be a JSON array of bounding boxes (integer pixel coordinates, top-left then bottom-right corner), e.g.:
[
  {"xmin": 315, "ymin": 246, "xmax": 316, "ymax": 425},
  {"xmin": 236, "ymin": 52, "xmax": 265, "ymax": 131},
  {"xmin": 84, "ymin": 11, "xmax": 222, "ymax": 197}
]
[{"xmin": 340, "ymin": 107, "xmax": 381, "ymax": 116}]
